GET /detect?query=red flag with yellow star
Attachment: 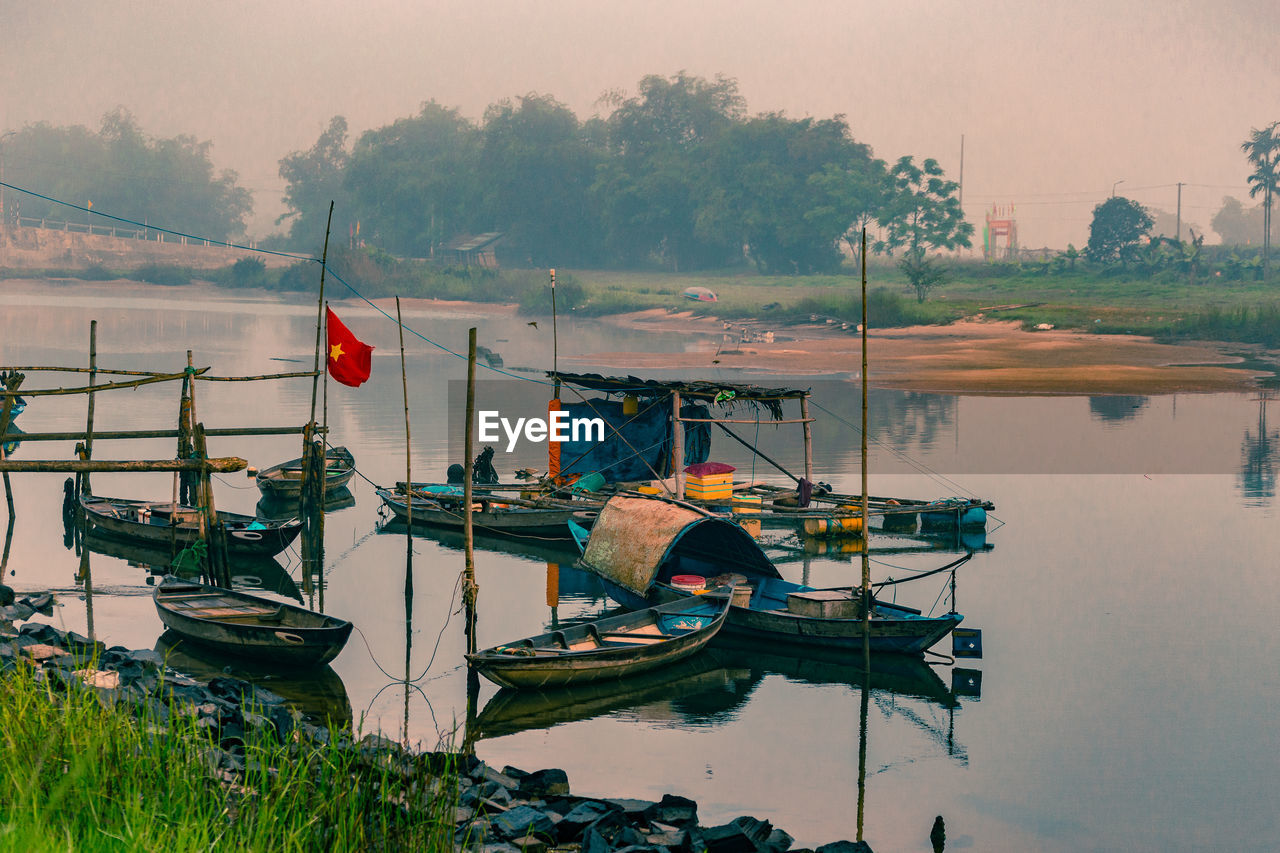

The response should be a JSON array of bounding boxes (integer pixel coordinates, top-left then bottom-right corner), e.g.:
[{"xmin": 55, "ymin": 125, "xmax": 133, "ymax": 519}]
[{"xmin": 326, "ymin": 307, "xmax": 373, "ymax": 387}]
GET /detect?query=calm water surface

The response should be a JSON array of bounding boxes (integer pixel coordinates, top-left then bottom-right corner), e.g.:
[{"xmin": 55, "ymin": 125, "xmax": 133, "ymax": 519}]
[{"xmin": 2, "ymin": 281, "xmax": 1278, "ymax": 853}]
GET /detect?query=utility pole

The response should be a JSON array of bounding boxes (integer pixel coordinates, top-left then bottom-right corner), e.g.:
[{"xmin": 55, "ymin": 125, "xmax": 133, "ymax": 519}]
[
  {"xmin": 0, "ymin": 131, "xmax": 15, "ymax": 227},
  {"xmin": 1176, "ymin": 182, "xmax": 1184, "ymax": 242},
  {"xmin": 958, "ymin": 134, "xmax": 965, "ymax": 256}
]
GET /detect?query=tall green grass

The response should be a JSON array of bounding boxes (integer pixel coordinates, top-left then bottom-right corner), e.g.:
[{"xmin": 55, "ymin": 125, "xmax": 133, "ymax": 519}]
[{"xmin": 0, "ymin": 660, "xmax": 459, "ymax": 852}]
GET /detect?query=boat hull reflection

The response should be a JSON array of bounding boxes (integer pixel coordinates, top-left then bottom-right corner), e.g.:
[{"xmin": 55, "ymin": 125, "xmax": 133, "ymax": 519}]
[
  {"xmin": 472, "ymin": 636, "xmax": 962, "ymax": 741},
  {"xmin": 155, "ymin": 630, "xmax": 352, "ymax": 728},
  {"xmin": 84, "ymin": 533, "xmax": 304, "ymax": 602},
  {"xmin": 255, "ymin": 486, "xmax": 355, "ymax": 520}
]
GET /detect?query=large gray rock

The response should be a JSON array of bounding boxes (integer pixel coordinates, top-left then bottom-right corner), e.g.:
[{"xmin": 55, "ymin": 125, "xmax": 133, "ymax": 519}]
[{"xmin": 491, "ymin": 804, "xmax": 556, "ymax": 840}]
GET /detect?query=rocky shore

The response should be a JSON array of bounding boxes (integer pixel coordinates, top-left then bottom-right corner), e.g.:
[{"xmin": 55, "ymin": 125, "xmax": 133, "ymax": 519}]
[{"xmin": 2, "ymin": 596, "xmax": 874, "ymax": 853}]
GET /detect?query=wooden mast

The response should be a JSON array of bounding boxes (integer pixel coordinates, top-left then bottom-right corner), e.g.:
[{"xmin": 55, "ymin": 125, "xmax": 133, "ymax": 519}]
[
  {"xmin": 463, "ymin": 328, "xmax": 478, "ymax": 655},
  {"xmin": 861, "ymin": 227, "xmax": 871, "ymax": 622}
]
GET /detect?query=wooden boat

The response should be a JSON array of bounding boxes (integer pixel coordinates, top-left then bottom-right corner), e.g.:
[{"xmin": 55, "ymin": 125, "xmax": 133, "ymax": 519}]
[
  {"xmin": 466, "ymin": 592, "xmax": 731, "ymax": 690},
  {"xmin": 152, "ymin": 576, "xmax": 352, "ymax": 668},
  {"xmin": 80, "ymin": 494, "xmax": 302, "ymax": 558},
  {"xmin": 255, "ymin": 445, "xmax": 356, "ymax": 500},
  {"xmin": 376, "ymin": 484, "xmax": 599, "ymax": 540},
  {"xmin": 578, "ymin": 495, "xmax": 967, "ymax": 656}
]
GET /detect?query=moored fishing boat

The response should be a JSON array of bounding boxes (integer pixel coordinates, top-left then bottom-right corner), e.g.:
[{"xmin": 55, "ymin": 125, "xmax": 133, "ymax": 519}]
[
  {"xmin": 80, "ymin": 494, "xmax": 302, "ymax": 558},
  {"xmin": 578, "ymin": 495, "xmax": 967, "ymax": 656},
  {"xmin": 152, "ymin": 576, "xmax": 352, "ymax": 669},
  {"xmin": 255, "ymin": 445, "xmax": 356, "ymax": 500},
  {"xmin": 466, "ymin": 591, "xmax": 731, "ymax": 690},
  {"xmin": 376, "ymin": 484, "xmax": 598, "ymax": 540}
]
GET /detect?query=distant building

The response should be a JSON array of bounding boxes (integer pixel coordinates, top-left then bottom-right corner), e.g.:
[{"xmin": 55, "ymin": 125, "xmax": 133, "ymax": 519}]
[{"xmin": 445, "ymin": 232, "xmax": 504, "ymax": 268}]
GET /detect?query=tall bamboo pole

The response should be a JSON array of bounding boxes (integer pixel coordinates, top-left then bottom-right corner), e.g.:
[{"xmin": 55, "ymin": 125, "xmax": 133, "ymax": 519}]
[
  {"xmin": 671, "ymin": 392, "xmax": 684, "ymax": 498},
  {"xmin": 861, "ymin": 227, "xmax": 871, "ymax": 623},
  {"xmin": 81, "ymin": 320, "xmax": 97, "ymax": 497},
  {"xmin": 308, "ymin": 202, "xmax": 334, "ymax": 430},
  {"xmin": 799, "ymin": 395, "xmax": 813, "ymax": 486},
  {"xmin": 397, "ymin": 296, "xmax": 414, "ymax": 739},
  {"xmin": 550, "ymin": 269, "xmax": 559, "ymax": 398},
  {"xmin": 397, "ymin": 298, "xmax": 412, "ymax": 538},
  {"xmin": 301, "ymin": 204, "xmax": 334, "ymax": 599},
  {"xmin": 463, "ymin": 328, "xmax": 478, "ymax": 655},
  {"xmin": 0, "ymin": 371, "xmax": 22, "ymax": 569}
]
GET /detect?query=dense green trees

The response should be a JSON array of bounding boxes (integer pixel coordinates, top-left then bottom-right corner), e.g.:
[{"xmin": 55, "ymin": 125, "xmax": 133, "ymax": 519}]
[
  {"xmin": 1, "ymin": 108, "xmax": 251, "ymax": 240},
  {"xmin": 1241, "ymin": 122, "xmax": 1279, "ymax": 274},
  {"xmin": 276, "ymin": 73, "xmax": 963, "ymax": 277},
  {"xmin": 480, "ymin": 94, "xmax": 603, "ymax": 267},
  {"xmin": 277, "ymin": 116, "xmax": 352, "ymax": 246},
  {"xmin": 344, "ymin": 102, "xmax": 481, "ymax": 258},
  {"xmin": 1086, "ymin": 197, "xmax": 1153, "ymax": 263}
]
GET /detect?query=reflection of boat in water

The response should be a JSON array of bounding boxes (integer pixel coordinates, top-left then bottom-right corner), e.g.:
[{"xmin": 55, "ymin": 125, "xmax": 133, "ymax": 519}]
[
  {"xmin": 378, "ymin": 518, "xmax": 583, "ymax": 566},
  {"xmin": 256, "ymin": 487, "xmax": 355, "ymax": 520},
  {"xmin": 84, "ymin": 533, "xmax": 303, "ymax": 602},
  {"xmin": 711, "ymin": 635, "xmax": 959, "ymax": 708},
  {"xmin": 471, "ymin": 645, "xmax": 762, "ymax": 741},
  {"xmin": 155, "ymin": 630, "xmax": 352, "ymax": 728},
  {"xmin": 2, "ymin": 422, "xmax": 22, "ymax": 455},
  {"xmin": 471, "ymin": 634, "xmax": 965, "ymax": 741},
  {"xmin": 379, "ymin": 518, "xmax": 605, "ymax": 601}
]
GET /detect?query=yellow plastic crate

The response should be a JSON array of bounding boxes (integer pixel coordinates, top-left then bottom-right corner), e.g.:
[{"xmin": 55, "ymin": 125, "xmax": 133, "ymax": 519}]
[{"xmin": 685, "ymin": 482, "xmax": 733, "ymax": 500}]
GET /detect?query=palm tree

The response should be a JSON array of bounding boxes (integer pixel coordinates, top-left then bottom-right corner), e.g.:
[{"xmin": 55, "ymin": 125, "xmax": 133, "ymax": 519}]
[{"xmin": 1242, "ymin": 122, "xmax": 1280, "ymax": 277}]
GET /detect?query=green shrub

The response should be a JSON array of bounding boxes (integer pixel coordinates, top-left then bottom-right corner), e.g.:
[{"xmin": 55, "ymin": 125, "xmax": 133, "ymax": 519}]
[
  {"xmin": 229, "ymin": 257, "xmax": 268, "ymax": 288},
  {"xmin": 134, "ymin": 264, "xmax": 195, "ymax": 286}
]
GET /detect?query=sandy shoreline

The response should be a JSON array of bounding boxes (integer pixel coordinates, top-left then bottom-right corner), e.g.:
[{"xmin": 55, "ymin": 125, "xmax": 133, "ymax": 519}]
[
  {"xmin": 574, "ymin": 308, "xmax": 1269, "ymax": 395},
  {"xmin": 4, "ymin": 279, "xmax": 1266, "ymax": 394}
]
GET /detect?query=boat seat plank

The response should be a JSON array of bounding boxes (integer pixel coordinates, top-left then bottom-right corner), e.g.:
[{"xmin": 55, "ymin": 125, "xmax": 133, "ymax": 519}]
[
  {"xmin": 182, "ymin": 605, "xmax": 281, "ymax": 619},
  {"xmin": 600, "ymin": 632, "xmax": 673, "ymax": 643},
  {"xmin": 204, "ymin": 612, "xmax": 288, "ymax": 624}
]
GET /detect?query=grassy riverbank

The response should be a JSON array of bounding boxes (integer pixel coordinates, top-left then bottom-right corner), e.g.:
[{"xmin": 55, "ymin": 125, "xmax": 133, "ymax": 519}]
[
  {"xmin": 0, "ymin": 660, "xmax": 457, "ymax": 852},
  {"xmin": 9, "ymin": 252, "xmax": 1280, "ymax": 347}
]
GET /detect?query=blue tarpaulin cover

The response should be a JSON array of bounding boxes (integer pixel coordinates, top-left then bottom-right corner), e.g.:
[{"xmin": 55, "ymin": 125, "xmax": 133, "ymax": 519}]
[{"xmin": 558, "ymin": 399, "xmax": 710, "ymax": 481}]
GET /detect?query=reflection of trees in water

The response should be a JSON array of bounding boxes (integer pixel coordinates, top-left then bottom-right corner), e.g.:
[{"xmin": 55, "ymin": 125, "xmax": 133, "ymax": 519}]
[
  {"xmin": 807, "ymin": 387, "xmax": 957, "ymax": 475},
  {"xmin": 1088, "ymin": 395, "xmax": 1148, "ymax": 422},
  {"xmin": 871, "ymin": 391, "xmax": 956, "ymax": 450},
  {"xmin": 1239, "ymin": 395, "xmax": 1278, "ymax": 505}
]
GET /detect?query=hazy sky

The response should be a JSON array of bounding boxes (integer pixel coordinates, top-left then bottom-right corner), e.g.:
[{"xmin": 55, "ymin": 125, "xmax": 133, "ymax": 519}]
[{"xmin": 4, "ymin": 0, "xmax": 1277, "ymax": 248}]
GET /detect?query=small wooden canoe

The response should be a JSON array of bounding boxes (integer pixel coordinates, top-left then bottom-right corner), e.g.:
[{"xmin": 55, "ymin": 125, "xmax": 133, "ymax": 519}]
[
  {"xmin": 153, "ymin": 576, "xmax": 353, "ymax": 669},
  {"xmin": 377, "ymin": 485, "xmax": 598, "ymax": 540},
  {"xmin": 255, "ymin": 446, "xmax": 356, "ymax": 500},
  {"xmin": 81, "ymin": 495, "xmax": 302, "ymax": 558},
  {"xmin": 466, "ymin": 592, "xmax": 731, "ymax": 690}
]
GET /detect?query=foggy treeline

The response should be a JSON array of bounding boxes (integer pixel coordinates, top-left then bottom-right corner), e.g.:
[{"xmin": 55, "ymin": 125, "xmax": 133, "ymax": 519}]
[
  {"xmin": 2, "ymin": 74, "xmax": 971, "ymax": 274},
  {"xmin": 277, "ymin": 72, "xmax": 971, "ymax": 273},
  {"xmin": 2, "ymin": 73, "xmax": 1273, "ymax": 275}
]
